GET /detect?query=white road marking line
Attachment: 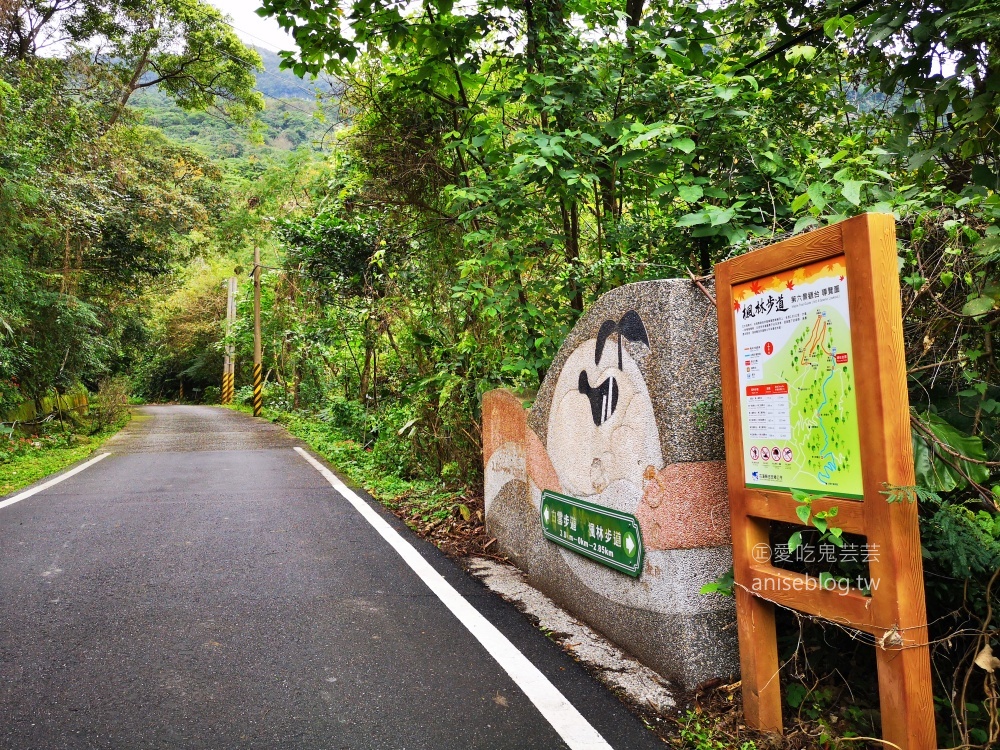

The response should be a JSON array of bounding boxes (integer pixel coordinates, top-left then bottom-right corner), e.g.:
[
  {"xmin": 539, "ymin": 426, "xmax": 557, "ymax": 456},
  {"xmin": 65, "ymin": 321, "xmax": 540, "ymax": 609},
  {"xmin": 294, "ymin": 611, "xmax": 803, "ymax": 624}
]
[
  {"xmin": 0, "ymin": 453, "xmax": 110, "ymax": 511},
  {"xmin": 294, "ymin": 446, "xmax": 614, "ymax": 750}
]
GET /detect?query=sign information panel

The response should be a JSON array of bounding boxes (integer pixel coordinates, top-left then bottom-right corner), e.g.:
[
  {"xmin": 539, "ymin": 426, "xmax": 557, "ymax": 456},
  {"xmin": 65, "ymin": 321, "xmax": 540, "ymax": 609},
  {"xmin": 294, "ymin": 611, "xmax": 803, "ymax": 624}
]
[
  {"xmin": 733, "ymin": 256, "xmax": 863, "ymax": 498},
  {"xmin": 540, "ymin": 490, "xmax": 644, "ymax": 577},
  {"xmin": 715, "ymin": 215, "xmax": 935, "ymax": 750}
]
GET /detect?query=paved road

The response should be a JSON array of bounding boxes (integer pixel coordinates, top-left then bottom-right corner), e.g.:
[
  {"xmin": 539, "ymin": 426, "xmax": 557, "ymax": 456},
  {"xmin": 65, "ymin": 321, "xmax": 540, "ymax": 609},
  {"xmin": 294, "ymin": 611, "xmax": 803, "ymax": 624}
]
[{"xmin": 0, "ymin": 406, "xmax": 663, "ymax": 749}]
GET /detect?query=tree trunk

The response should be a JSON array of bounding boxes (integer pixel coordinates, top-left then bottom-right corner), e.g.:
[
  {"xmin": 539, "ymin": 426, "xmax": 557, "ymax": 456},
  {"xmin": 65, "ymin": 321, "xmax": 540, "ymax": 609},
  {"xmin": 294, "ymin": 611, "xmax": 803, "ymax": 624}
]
[
  {"xmin": 61, "ymin": 228, "xmax": 70, "ymax": 295},
  {"xmin": 560, "ymin": 198, "xmax": 584, "ymax": 312},
  {"xmin": 292, "ymin": 364, "xmax": 301, "ymax": 410},
  {"xmin": 625, "ymin": 0, "xmax": 645, "ymax": 27},
  {"xmin": 12, "ymin": 2, "xmax": 58, "ymax": 60},
  {"xmin": 106, "ymin": 43, "xmax": 152, "ymax": 130},
  {"xmin": 698, "ymin": 236, "xmax": 712, "ymax": 275},
  {"xmin": 359, "ymin": 344, "xmax": 373, "ymax": 404},
  {"xmin": 598, "ymin": 163, "xmax": 619, "ymax": 234}
]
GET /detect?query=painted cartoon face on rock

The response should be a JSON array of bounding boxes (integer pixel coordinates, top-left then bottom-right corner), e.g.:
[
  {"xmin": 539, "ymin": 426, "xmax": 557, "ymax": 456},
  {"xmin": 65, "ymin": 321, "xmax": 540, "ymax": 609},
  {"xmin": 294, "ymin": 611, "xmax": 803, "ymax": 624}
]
[{"xmin": 546, "ymin": 311, "xmax": 663, "ymax": 500}]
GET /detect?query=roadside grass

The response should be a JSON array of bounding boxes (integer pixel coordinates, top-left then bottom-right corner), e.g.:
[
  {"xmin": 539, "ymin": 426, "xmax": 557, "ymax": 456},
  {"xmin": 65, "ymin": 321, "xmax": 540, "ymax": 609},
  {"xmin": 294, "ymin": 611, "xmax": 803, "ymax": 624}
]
[
  {"xmin": 676, "ymin": 710, "xmax": 758, "ymax": 750},
  {"xmin": 0, "ymin": 417, "xmax": 130, "ymax": 498}
]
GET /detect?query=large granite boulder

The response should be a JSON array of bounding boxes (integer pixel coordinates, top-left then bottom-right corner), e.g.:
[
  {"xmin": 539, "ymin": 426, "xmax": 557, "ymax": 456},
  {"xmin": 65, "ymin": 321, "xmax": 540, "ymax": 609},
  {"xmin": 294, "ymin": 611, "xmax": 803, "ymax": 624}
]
[{"xmin": 482, "ymin": 279, "xmax": 738, "ymax": 689}]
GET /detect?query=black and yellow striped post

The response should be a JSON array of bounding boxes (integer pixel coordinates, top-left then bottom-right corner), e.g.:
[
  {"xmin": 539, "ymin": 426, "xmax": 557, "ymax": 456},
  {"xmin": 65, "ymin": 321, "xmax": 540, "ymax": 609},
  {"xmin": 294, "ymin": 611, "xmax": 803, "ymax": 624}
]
[
  {"xmin": 252, "ymin": 246, "xmax": 263, "ymax": 417},
  {"xmin": 252, "ymin": 363, "xmax": 263, "ymax": 416},
  {"xmin": 222, "ymin": 276, "xmax": 237, "ymax": 405},
  {"xmin": 222, "ymin": 369, "xmax": 234, "ymax": 405}
]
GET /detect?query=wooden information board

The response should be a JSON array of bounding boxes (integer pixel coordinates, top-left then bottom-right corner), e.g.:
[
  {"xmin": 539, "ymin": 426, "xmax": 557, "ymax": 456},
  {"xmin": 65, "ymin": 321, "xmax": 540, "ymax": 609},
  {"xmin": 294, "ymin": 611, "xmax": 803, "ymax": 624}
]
[{"xmin": 715, "ymin": 214, "xmax": 936, "ymax": 749}]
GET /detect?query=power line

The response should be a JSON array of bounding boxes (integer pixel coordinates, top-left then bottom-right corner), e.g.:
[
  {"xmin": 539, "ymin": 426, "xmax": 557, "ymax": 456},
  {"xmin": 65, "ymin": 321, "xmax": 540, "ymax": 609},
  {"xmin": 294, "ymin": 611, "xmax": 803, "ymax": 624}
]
[
  {"xmin": 210, "ymin": 11, "xmax": 340, "ymax": 102},
  {"xmin": 206, "ymin": 50, "xmax": 317, "ymax": 114},
  {"xmin": 214, "ymin": 17, "xmax": 290, "ymax": 55},
  {"xmin": 192, "ymin": 39, "xmax": 322, "ymax": 117}
]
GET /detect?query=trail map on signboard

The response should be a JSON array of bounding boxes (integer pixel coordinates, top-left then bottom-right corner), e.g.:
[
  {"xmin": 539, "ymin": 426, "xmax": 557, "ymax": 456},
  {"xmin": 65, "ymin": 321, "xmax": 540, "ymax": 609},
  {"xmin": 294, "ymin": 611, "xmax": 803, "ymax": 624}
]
[{"xmin": 733, "ymin": 256, "xmax": 863, "ymax": 498}]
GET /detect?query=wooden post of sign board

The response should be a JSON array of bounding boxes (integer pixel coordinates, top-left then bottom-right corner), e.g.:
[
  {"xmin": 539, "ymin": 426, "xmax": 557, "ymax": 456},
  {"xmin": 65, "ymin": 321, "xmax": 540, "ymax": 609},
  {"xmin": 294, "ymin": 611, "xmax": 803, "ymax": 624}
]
[
  {"xmin": 845, "ymin": 216, "xmax": 935, "ymax": 748},
  {"xmin": 715, "ymin": 214, "xmax": 936, "ymax": 750}
]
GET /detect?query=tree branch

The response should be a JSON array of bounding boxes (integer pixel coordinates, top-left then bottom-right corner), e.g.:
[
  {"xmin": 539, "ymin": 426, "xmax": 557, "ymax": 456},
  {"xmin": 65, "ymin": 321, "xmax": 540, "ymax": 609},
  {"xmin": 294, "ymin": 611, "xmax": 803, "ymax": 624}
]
[{"xmin": 736, "ymin": 0, "xmax": 876, "ymax": 73}]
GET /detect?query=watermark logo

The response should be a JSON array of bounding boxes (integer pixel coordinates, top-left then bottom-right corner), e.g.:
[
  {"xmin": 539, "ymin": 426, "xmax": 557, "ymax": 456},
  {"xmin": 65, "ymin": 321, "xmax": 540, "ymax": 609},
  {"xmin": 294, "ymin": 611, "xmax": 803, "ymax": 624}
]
[
  {"xmin": 750, "ymin": 541, "xmax": 880, "ymax": 565},
  {"xmin": 748, "ymin": 541, "xmax": 880, "ymax": 593},
  {"xmin": 752, "ymin": 575, "xmax": 880, "ymax": 594}
]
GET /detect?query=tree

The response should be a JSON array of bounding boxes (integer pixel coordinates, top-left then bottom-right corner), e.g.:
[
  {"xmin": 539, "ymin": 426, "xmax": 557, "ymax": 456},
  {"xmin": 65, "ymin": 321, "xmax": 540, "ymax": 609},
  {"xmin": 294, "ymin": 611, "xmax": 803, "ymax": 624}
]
[
  {"xmin": 721, "ymin": 0, "xmax": 1000, "ymax": 191},
  {"xmin": 96, "ymin": 0, "xmax": 265, "ymax": 128},
  {"xmin": 0, "ymin": 1, "xmax": 251, "ymax": 407},
  {"xmin": 243, "ymin": 1, "xmax": 999, "ymax": 743},
  {"xmin": 0, "ymin": 0, "xmax": 264, "ymax": 126}
]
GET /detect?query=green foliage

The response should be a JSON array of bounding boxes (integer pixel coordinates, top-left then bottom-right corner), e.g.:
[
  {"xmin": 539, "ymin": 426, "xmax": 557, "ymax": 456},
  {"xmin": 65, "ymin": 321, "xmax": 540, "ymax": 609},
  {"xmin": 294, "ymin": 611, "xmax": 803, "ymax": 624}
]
[
  {"xmin": 0, "ymin": 0, "xmax": 302, "ymax": 414},
  {"xmin": 4, "ymin": 0, "xmax": 995, "ymax": 742},
  {"xmin": 0, "ymin": 401, "xmax": 131, "ymax": 497},
  {"xmin": 123, "ymin": 0, "xmax": 264, "ymax": 119},
  {"xmin": 699, "ymin": 566, "xmax": 735, "ymax": 598},
  {"xmin": 692, "ymin": 389, "xmax": 723, "ymax": 434},
  {"xmin": 677, "ymin": 710, "xmax": 757, "ymax": 750},
  {"xmin": 279, "ymin": 210, "xmax": 399, "ymax": 300},
  {"xmin": 923, "ymin": 497, "xmax": 1000, "ymax": 580},
  {"xmin": 912, "ymin": 411, "xmax": 991, "ymax": 492},
  {"xmin": 0, "ymin": 438, "xmax": 97, "ymax": 497},
  {"xmin": 10, "ymin": 293, "xmax": 106, "ymax": 398},
  {"xmin": 267, "ymin": 407, "xmax": 462, "ymax": 510},
  {"xmin": 788, "ymin": 488, "xmax": 843, "ymax": 551},
  {"xmin": 132, "ymin": 48, "xmax": 335, "ymax": 163},
  {"xmin": 89, "ymin": 376, "xmax": 132, "ymax": 432},
  {"xmin": 0, "ymin": 30, "xmax": 238, "ymax": 404}
]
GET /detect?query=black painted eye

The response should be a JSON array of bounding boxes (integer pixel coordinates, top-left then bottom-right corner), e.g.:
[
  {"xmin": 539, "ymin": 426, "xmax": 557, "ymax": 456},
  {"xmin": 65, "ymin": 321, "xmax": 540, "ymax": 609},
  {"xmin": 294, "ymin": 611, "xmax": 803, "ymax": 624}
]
[
  {"xmin": 580, "ymin": 310, "xmax": 647, "ymax": 427},
  {"xmin": 595, "ymin": 310, "xmax": 649, "ymax": 368},
  {"xmin": 579, "ymin": 371, "xmax": 619, "ymax": 426}
]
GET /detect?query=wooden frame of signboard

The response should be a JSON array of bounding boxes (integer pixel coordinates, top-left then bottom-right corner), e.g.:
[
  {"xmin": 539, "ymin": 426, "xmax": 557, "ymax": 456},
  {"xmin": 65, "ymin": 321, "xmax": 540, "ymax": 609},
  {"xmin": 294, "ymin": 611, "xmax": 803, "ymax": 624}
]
[{"xmin": 714, "ymin": 214, "xmax": 936, "ymax": 750}]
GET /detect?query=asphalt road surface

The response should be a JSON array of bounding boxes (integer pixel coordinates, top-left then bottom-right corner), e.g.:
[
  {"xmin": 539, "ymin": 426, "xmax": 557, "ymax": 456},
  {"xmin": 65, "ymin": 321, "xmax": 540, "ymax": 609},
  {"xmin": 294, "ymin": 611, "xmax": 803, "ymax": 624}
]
[{"xmin": 0, "ymin": 406, "xmax": 664, "ymax": 750}]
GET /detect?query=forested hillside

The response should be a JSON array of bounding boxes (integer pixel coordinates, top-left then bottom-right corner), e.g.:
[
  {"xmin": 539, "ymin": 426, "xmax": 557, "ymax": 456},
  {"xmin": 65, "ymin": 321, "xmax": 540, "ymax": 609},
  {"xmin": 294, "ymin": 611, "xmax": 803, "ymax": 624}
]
[
  {"xmin": 2, "ymin": 0, "xmax": 999, "ymax": 746},
  {"xmin": 2, "ymin": 0, "xmax": 258, "ymax": 407},
  {"xmin": 133, "ymin": 47, "xmax": 339, "ymax": 162}
]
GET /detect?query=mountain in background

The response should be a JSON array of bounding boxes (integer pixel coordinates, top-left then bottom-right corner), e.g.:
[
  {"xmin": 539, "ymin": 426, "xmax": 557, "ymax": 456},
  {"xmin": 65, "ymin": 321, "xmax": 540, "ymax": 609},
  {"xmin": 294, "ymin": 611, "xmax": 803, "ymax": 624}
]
[
  {"xmin": 253, "ymin": 47, "xmax": 338, "ymax": 101},
  {"xmin": 133, "ymin": 46, "xmax": 343, "ymax": 164}
]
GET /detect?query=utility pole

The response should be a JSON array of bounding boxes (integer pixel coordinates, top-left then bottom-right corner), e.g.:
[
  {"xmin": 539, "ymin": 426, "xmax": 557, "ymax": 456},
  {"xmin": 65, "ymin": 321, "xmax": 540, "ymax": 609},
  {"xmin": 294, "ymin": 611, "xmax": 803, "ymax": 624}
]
[
  {"xmin": 222, "ymin": 276, "xmax": 237, "ymax": 404},
  {"xmin": 252, "ymin": 246, "xmax": 263, "ymax": 417}
]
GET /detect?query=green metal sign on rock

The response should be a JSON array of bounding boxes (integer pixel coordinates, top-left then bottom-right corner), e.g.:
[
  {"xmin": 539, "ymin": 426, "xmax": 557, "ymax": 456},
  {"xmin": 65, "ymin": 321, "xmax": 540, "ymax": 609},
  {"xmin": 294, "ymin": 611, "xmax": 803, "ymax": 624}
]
[{"xmin": 540, "ymin": 490, "xmax": 644, "ymax": 577}]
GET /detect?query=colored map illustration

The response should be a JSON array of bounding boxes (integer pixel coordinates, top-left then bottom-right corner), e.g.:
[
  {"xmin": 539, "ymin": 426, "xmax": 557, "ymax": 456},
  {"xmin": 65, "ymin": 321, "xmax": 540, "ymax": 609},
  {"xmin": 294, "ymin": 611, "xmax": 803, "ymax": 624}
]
[
  {"xmin": 758, "ymin": 307, "xmax": 861, "ymax": 496},
  {"xmin": 734, "ymin": 257, "xmax": 864, "ymax": 498}
]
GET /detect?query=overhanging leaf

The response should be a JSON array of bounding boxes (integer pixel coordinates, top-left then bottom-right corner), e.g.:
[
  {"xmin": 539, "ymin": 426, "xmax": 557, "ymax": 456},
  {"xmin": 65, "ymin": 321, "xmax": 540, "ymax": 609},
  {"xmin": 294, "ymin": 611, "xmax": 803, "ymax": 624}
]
[
  {"xmin": 708, "ymin": 206, "xmax": 736, "ymax": 226},
  {"xmin": 676, "ymin": 211, "xmax": 709, "ymax": 227},
  {"xmin": 962, "ymin": 296, "xmax": 994, "ymax": 317},
  {"xmin": 791, "ymin": 193, "xmax": 810, "ymax": 212},
  {"xmin": 807, "ymin": 182, "xmax": 827, "ymax": 210},
  {"xmin": 841, "ymin": 180, "xmax": 865, "ymax": 206},
  {"xmin": 788, "ymin": 531, "xmax": 803, "ymax": 552},
  {"xmin": 912, "ymin": 412, "xmax": 990, "ymax": 492},
  {"xmin": 670, "ymin": 137, "xmax": 696, "ymax": 154},
  {"xmin": 678, "ymin": 185, "xmax": 703, "ymax": 203}
]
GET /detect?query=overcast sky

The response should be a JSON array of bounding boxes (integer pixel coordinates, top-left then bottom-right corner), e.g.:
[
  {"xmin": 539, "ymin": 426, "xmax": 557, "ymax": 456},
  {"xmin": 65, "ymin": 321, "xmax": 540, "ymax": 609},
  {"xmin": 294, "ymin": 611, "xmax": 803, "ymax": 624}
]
[{"xmin": 208, "ymin": 1, "xmax": 296, "ymax": 53}]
